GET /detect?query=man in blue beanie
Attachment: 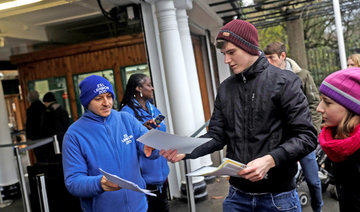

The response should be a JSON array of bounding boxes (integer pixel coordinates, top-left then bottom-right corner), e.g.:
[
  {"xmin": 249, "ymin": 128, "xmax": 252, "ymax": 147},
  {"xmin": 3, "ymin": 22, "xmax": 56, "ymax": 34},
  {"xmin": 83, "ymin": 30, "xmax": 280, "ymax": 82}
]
[{"xmin": 62, "ymin": 75, "xmax": 157, "ymax": 212}]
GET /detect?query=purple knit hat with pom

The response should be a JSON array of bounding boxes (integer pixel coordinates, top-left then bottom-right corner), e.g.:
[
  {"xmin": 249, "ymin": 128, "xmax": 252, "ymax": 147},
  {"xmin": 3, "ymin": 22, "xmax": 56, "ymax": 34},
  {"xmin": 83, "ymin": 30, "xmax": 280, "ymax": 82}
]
[{"xmin": 319, "ymin": 67, "xmax": 360, "ymax": 115}]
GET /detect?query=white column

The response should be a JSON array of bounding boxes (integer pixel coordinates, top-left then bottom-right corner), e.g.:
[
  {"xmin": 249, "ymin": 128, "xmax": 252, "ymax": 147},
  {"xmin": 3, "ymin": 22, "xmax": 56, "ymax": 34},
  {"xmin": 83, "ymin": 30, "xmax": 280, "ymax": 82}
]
[
  {"xmin": 155, "ymin": 0, "xmax": 195, "ymax": 136},
  {"xmin": 333, "ymin": 0, "xmax": 347, "ymax": 69},
  {"xmin": 141, "ymin": 2, "xmax": 174, "ymax": 133},
  {"xmin": 155, "ymin": 0, "xmax": 205, "ymax": 186},
  {"xmin": 176, "ymin": 9, "xmax": 204, "ymax": 130},
  {"xmin": 0, "ymin": 75, "xmax": 18, "ymax": 187},
  {"xmin": 176, "ymin": 9, "xmax": 212, "ymax": 168},
  {"xmin": 141, "ymin": 1, "xmax": 182, "ymax": 198}
]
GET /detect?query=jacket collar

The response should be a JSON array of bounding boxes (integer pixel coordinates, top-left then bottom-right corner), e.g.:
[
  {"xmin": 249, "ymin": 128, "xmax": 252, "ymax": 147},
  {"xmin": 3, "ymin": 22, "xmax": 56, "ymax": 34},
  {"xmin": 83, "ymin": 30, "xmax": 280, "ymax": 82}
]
[
  {"xmin": 82, "ymin": 109, "xmax": 113, "ymax": 123},
  {"xmin": 235, "ymin": 52, "xmax": 269, "ymax": 80},
  {"xmin": 286, "ymin": 57, "xmax": 302, "ymax": 74}
]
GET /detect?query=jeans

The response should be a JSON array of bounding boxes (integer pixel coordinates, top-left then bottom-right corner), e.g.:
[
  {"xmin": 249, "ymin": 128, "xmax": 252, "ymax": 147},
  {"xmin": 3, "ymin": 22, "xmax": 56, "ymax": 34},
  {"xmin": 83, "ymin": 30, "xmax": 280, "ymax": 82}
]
[
  {"xmin": 299, "ymin": 150, "xmax": 323, "ymax": 212},
  {"xmin": 223, "ymin": 185, "xmax": 301, "ymax": 212}
]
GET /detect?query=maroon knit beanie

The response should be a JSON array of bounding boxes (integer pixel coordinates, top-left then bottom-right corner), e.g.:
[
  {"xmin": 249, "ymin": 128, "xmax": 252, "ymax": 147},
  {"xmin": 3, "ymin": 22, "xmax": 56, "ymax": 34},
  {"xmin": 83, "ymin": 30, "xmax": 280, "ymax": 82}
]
[{"xmin": 216, "ymin": 19, "xmax": 259, "ymax": 55}]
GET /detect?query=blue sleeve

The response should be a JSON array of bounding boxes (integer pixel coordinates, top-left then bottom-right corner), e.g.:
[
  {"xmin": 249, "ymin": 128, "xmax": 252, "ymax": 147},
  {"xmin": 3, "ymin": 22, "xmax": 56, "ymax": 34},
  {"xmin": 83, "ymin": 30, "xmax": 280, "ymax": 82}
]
[
  {"xmin": 62, "ymin": 133, "xmax": 104, "ymax": 198},
  {"xmin": 127, "ymin": 114, "xmax": 160, "ymax": 160}
]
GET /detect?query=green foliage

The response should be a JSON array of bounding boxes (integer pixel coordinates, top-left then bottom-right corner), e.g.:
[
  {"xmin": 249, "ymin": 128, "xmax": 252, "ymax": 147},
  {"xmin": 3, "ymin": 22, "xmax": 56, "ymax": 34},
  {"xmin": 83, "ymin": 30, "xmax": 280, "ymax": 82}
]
[
  {"xmin": 257, "ymin": 25, "xmax": 287, "ymax": 51},
  {"xmin": 303, "ymin": 3, "xmax": 360, "ymax": 54}
]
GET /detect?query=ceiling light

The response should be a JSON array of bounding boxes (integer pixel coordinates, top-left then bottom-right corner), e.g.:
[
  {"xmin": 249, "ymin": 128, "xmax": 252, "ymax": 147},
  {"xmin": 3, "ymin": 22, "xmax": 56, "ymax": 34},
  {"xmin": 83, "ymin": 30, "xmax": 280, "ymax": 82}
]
[{"xmin": 0, "ymin": 0, "xmax": 42, "ymax": 11}]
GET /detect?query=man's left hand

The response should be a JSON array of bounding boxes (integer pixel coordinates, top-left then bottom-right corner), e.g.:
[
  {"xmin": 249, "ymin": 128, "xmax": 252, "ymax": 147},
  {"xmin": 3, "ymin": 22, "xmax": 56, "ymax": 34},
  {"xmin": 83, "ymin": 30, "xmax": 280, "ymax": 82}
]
[
  {"xmin": 144, "ymin": 145, "xmax": 154, "ymax": 157},
  {"xmin": 237, "ymin": 155, "xmax": 275, "ymax": 182}
]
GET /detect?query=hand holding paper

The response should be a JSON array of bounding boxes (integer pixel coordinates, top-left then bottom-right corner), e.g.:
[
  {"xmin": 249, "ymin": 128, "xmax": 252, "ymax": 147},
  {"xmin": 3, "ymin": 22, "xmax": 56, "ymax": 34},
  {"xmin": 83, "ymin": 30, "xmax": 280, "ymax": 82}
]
[
  {"xmin": 137, "ymin": 130, "xmax": 211, "ymax": 154},
  {"xmin": 143, "ymin": 145, "xmax": 153, "ymax": 157},
  {"xmin": 237, "ymin": 154, "xmax": 274, "ymax": 182},
  {"xmin": 101, "ymin": 176, "xmax": 121, "ymax": 191},
  {"xmin": 100, "ymin": 169, "xmax": 156, "ymax": 196},
  {"xmin": 186, "ymin": 158, "xmax": 247, "ymax": 177},
  {"xmin": 159, "ymin": 149, "xmax": 185, "ymax": 163}
]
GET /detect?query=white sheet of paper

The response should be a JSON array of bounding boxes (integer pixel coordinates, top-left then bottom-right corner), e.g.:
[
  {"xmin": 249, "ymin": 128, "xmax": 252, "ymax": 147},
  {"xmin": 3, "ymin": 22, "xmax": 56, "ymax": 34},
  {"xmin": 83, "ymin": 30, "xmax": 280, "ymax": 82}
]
[
  {"xmin": 100, "ymin": 169, "xmax": 156, "ymax": 197},
  {"xmin": 136, "ymin": 129, "xmax": 211, "ymax": 154},
  {"xmin": 186, "ymin": 158, "xmax": 247, "ymax": 177}
]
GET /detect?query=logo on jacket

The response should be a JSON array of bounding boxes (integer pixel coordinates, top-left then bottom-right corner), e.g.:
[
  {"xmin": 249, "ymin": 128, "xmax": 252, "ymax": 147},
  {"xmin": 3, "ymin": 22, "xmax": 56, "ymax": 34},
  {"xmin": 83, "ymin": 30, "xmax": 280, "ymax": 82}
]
[
  {"xmin": 122, "ymin": 134, "xmax": 133, "ymax": 144},
  {"xmin": 93, "ymin": 83, "xmax": 110, "ymax": 95}
]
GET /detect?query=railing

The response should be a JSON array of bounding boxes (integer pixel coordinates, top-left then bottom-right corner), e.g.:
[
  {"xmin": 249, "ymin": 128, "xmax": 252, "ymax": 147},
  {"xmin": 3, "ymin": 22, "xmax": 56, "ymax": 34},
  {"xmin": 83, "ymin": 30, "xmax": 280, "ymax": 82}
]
[
  {"xmin": 2, "ymin": 121, "xmax": 213, "ymax": 212},
  {"xmin": 0, "ymin": 135, "xmax": 60, "ymax": 212},
  {"xmin": 184, "ymin": 120, "xmax": 210, "ymax": 212}
]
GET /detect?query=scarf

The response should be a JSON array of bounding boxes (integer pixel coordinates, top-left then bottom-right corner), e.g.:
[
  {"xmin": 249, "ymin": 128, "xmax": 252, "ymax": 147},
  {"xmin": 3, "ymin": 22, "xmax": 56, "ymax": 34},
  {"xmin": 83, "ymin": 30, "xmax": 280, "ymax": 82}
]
[{"xmin": 319, "ymin": 124, "xmax": 360, "ymax": 162}]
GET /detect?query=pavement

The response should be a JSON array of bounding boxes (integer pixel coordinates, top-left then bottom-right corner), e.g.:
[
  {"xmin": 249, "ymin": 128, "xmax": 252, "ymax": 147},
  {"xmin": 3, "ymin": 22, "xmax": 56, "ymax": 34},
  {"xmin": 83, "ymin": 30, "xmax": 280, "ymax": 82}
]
[
  {"xmin": 2, "ymin": 177, "xmax": 340, "ymax": 212},
  {"xmin": 1, "ymin": 150, "xmax": 340, "ymax": 212},
  {"xmin": 169, "ymin": 176, "xmax": 340, "ymax": 212}
]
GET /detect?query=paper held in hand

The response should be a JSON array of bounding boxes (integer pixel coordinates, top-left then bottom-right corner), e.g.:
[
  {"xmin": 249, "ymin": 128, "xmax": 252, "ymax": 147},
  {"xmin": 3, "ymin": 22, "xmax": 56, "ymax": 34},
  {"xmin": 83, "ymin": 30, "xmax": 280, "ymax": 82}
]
[
  {"xmin": 186, "ymin": 158, "xmax": 247, "ymax": 177},
  {"xmin": 100, "ymin": 168, "xmax": 157, "ymax": 197},
  {"xmin": 136, "ymin": 129, "xmax": 211, "ymax": 154}
]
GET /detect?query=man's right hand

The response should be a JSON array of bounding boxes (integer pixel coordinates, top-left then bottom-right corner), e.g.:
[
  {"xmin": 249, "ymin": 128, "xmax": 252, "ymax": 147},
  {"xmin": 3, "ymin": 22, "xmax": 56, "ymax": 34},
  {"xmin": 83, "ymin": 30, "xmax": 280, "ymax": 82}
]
[
  {"xmin": 160, "ymin": 149, "xmax": 185, "ymax": 163},
  {"xmin": 237, "ymin": 154, "xmax": 275, "ymax": 182},
  {"xmin": 101, "ymin": 176, "xmax": 122, "ymax": 191}
]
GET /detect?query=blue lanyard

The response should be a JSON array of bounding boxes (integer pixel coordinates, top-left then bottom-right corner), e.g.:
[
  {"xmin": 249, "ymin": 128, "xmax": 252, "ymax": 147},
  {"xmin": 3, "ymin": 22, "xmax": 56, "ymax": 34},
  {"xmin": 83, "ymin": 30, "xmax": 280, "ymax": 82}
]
[{"xmin": 133, "ymin": 99, "xmax": 155, "ymax": 118}]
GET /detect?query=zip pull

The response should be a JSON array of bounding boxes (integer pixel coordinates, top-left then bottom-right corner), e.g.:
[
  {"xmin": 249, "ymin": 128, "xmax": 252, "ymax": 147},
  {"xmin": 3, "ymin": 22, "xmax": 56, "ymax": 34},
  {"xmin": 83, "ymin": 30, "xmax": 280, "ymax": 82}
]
[
  {"xmin": 252, "ymin": 93, "xmax": 255, "ymax": 102},
  {"xmin": 242, "ymin": 74, "xmax": 247, "ymax": 84}
]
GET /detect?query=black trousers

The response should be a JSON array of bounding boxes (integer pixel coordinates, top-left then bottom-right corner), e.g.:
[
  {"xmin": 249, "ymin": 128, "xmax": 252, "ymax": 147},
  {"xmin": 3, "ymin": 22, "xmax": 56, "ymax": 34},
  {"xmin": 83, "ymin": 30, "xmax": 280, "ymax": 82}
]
[{"xmin": 146, "ymin": 181, "xmax": 170, "ymax": 212}]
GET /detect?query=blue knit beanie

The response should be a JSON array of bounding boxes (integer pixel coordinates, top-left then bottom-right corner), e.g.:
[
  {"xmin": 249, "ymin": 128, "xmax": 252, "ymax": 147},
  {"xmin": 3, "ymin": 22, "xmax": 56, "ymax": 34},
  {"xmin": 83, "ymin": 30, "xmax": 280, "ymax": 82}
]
[{"xmin": 79, "ymin": 75, "xmax": 115, "ymax": 108}]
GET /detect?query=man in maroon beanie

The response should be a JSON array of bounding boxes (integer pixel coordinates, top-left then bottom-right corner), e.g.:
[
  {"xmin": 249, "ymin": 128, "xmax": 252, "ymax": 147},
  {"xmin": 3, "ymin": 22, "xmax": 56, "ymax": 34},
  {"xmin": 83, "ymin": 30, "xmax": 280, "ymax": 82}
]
[{"xmin": 161, "ymin": 19, "xmax": 317, "ymax": 211}]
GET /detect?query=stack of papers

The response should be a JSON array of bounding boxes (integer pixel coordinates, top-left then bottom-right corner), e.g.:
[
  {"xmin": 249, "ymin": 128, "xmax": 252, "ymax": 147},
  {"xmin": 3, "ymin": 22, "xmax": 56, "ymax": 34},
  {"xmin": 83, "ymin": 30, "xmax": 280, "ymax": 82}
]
[
  {"xmin": 186, "ymin": 158, "xmax": 247, "ymax": 177},
  {"xmin": 100, "ymin": 169, "xmax": 156, "ymax": 196},
  {"xmin": 136, "ymin": 129, "xmax": 211, "ymax": 154}
]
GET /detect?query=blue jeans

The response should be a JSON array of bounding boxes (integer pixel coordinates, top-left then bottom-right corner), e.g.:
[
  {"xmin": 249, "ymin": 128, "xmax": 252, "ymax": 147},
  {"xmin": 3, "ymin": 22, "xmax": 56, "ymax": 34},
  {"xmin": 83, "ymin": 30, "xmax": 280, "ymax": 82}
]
[
  {"xmin": 299, "ymin": 150, "xmax": 323, "ymax": 212},
  {"xmin": 223, "ymin": 185, "xmax": 301, "ymax": 212}
]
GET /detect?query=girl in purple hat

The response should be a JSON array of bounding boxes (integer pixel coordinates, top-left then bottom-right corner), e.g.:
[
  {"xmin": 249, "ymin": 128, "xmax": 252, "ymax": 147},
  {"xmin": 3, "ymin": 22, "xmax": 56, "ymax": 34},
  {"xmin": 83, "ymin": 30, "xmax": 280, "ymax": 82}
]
[{"xmin": 317, "ymin": 67, "xmax": 360, "ymax": 211}]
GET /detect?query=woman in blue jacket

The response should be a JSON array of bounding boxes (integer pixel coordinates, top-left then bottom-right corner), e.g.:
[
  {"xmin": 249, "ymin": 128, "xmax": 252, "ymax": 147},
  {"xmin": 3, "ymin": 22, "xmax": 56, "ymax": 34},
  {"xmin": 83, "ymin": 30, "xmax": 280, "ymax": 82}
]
[
  {"xmin": 120, "ymin": 74, "xmax": 170, "ymax": 212},
  {"xmin": 62, "ymin": 75, "xmax": 157, "ymax": 212}
]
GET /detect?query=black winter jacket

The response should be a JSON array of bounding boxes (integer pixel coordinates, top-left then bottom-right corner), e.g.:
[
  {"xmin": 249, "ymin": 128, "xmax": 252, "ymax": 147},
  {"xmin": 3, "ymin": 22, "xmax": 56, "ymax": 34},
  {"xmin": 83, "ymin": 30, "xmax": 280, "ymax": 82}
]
[
  {"xmin": 26, "ymin": 100, "xmax": 46, "ymax": 140},
  {"xmin": 333, "ymin": 149, "xmax": 360, "ymax": 211},
  {"xmin": 187, "ymin": 54, "xmax": 317, "ymax": 193}
]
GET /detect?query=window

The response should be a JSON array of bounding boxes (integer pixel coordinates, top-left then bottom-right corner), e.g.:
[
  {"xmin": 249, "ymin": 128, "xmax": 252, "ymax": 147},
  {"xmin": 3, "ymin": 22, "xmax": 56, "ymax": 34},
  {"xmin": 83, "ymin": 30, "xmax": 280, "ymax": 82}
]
[
  {"xmin": 120, "ymin": 64, "xmax": 150, "ymax": 90},
  {"xmin": 28, "ymin": 77, "xmax": 72, "ymax": 121}
]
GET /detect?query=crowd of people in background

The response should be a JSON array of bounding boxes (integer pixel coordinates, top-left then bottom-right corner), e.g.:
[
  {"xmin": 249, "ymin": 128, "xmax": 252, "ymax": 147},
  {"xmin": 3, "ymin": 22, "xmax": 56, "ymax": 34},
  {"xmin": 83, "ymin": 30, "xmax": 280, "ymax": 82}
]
[
  {"xmin": 22, "ymin": 18, "xmax": 360, "ymax": 212},
  {"xmin": 25, "ymin": 90, "xmax": 70, "ymax": 163}
]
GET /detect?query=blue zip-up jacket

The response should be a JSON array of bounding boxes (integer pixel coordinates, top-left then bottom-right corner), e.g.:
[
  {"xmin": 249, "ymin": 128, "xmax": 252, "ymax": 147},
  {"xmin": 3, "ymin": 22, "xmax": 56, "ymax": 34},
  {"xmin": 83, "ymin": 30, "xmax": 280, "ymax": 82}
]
[
  {"xmin": 122, "ymin": 101, "xmax": 170, "ymax": 185},
  {"xmin": 62, "ymin": 109, "xmax": 158, "ymax": 212}
]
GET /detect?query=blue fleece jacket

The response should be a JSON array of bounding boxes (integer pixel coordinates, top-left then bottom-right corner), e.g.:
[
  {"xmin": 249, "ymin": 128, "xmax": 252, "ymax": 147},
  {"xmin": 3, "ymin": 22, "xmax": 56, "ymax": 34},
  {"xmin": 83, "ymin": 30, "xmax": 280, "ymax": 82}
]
[
  {"xmin": 62, "ymin": 109, "xmax": 158, "ymax": 212},
  {"xmin": 121, "ymin": 100, "xmax": 170, "ymax": 185}
]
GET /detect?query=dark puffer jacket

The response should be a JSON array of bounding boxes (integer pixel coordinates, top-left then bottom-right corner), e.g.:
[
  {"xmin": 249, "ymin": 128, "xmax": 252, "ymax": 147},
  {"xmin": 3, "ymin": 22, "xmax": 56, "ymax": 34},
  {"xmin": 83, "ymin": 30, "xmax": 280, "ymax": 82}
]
[{"xmin": 187, "ymin": 54, "xmax": 317, "ymax": 193}]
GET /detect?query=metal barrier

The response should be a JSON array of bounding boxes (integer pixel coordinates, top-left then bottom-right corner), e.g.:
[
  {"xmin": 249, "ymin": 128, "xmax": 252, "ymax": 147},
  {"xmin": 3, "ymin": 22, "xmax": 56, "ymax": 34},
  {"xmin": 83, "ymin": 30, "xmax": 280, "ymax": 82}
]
[
  {"xmin": 184, "ymin": 120, "xmax": 210, "ymax": 212},
  {"xmin": 3, "ymin": 122, "xmax": 213, "ymax": 212},
  {"xmin": 36, "ymin": 174, "xmax": 50, "ymax": 212},
  {"xmin": 0, "ymin": 135, "xmax": 60, "ymax": 212}
]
